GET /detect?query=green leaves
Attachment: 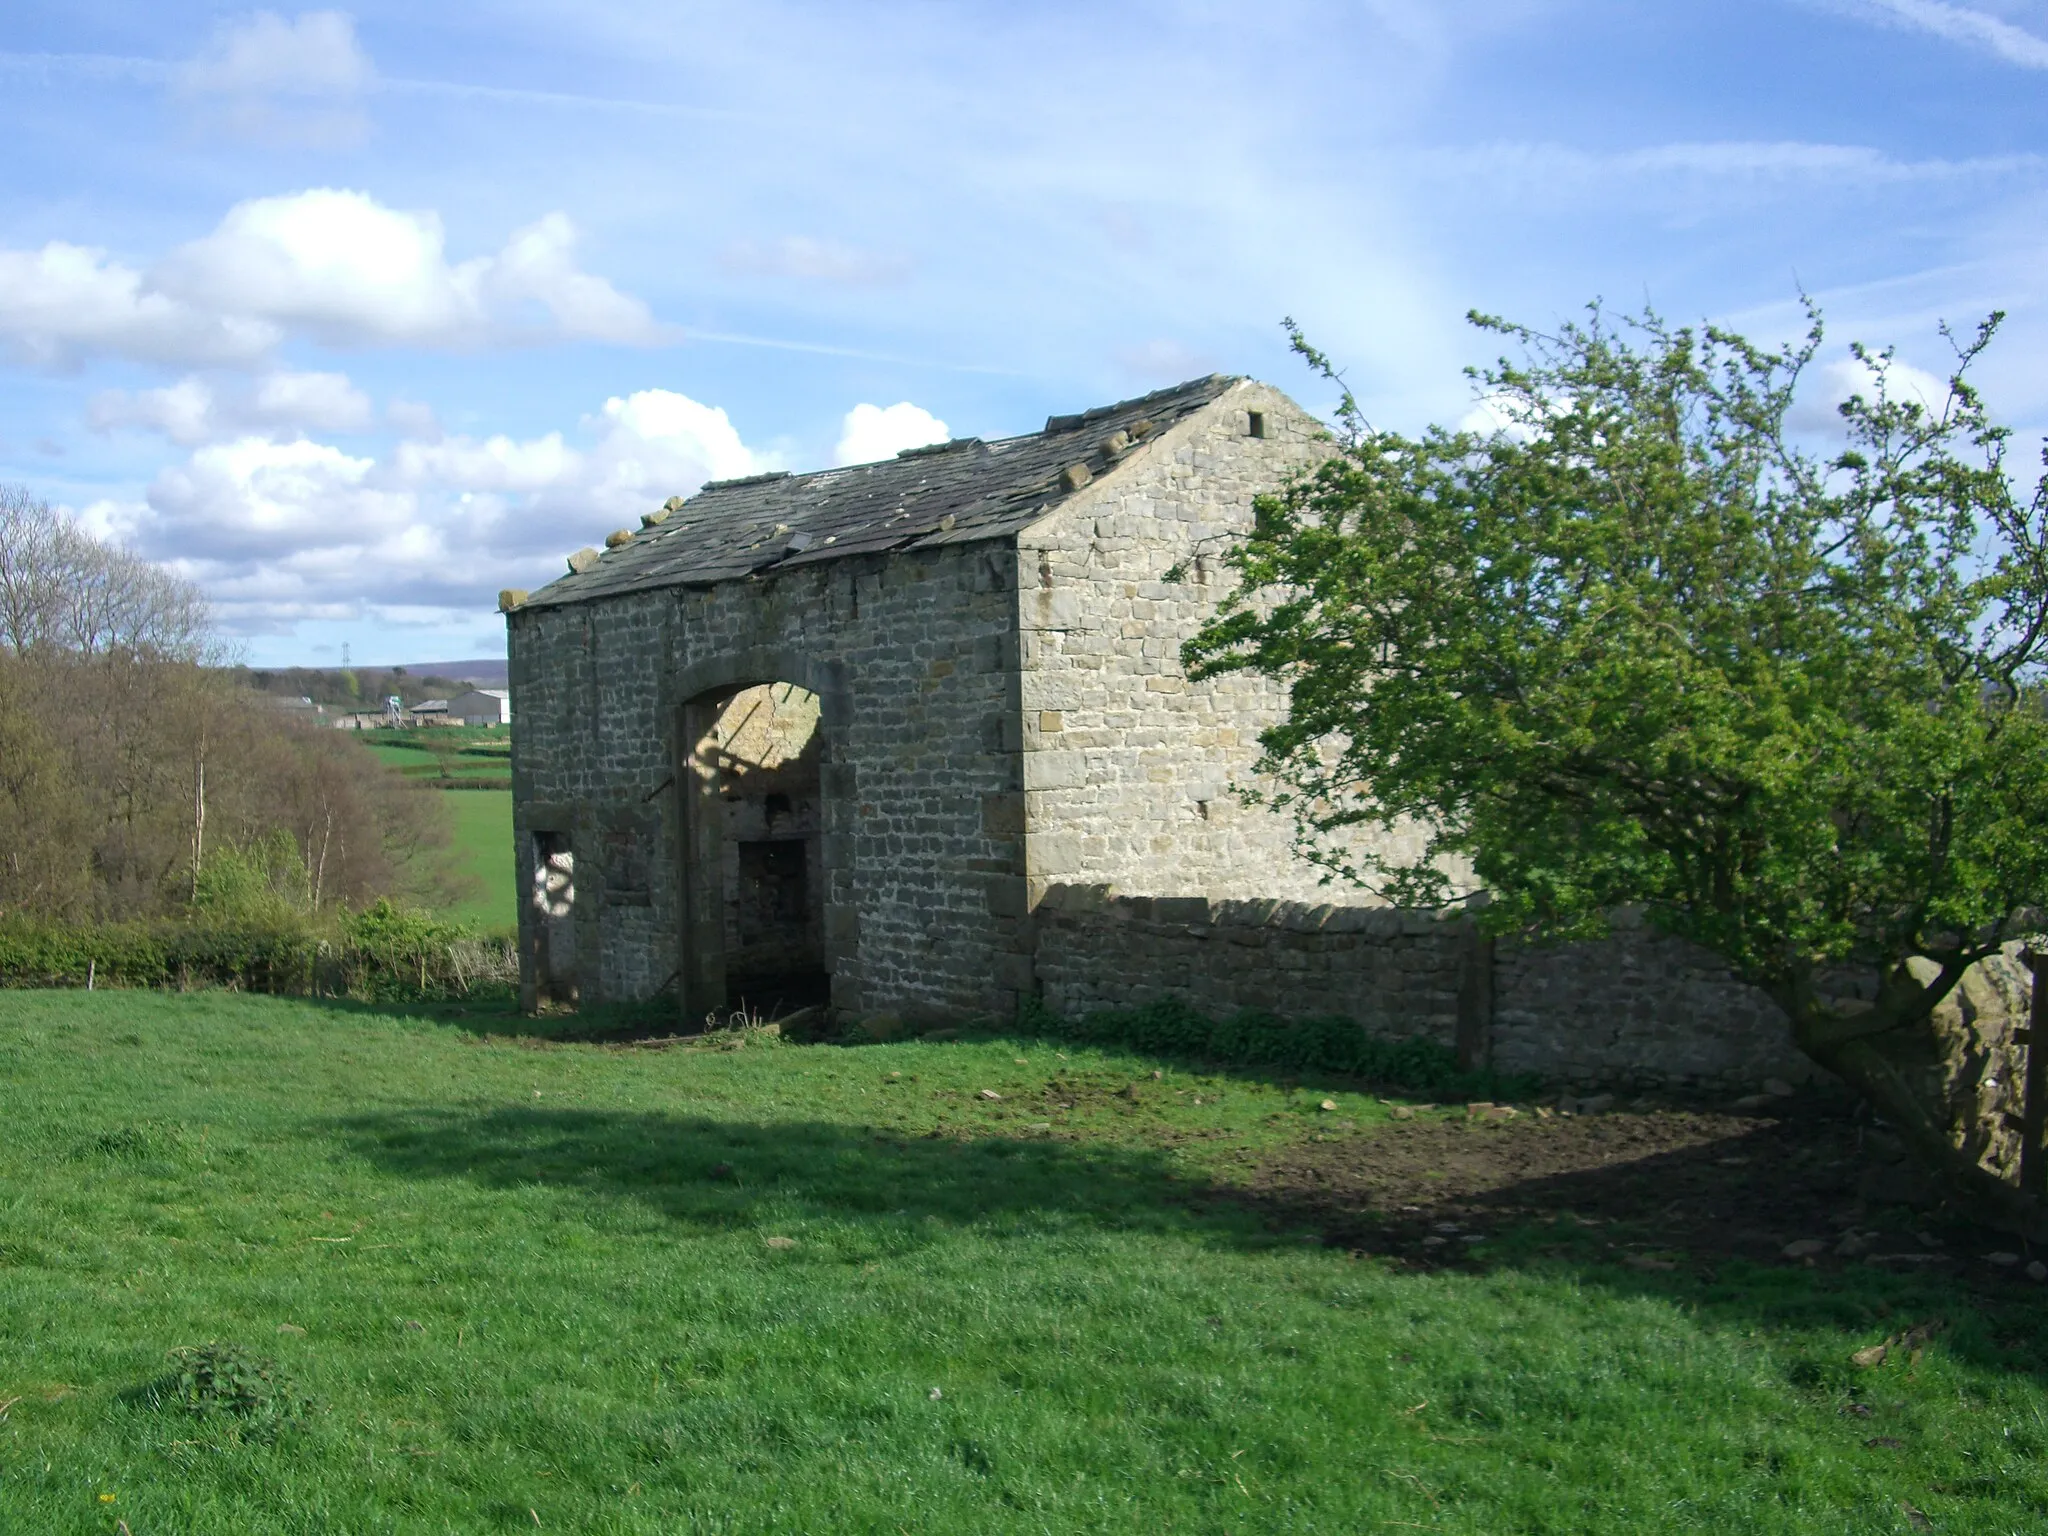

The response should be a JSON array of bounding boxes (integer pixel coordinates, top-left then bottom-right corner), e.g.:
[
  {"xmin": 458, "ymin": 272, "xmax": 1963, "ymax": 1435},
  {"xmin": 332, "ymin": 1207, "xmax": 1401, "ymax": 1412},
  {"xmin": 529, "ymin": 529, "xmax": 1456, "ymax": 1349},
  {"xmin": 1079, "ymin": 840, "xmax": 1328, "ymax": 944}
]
[
  {"xmin": 1190, "ymin": 304, "xmax": 2048, "ymax": 993},
  {"xmin": 160, "ymin": 1342, "xmax": 313, "ymax": 1441}
]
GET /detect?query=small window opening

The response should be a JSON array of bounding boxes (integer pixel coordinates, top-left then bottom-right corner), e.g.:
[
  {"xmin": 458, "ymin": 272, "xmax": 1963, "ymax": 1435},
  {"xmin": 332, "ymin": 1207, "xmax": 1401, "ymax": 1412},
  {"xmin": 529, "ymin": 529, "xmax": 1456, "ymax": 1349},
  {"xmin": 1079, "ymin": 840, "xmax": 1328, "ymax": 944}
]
[{"xmin": 1247, "ymin": 410, "xmax": 1267, "ymax": 440}]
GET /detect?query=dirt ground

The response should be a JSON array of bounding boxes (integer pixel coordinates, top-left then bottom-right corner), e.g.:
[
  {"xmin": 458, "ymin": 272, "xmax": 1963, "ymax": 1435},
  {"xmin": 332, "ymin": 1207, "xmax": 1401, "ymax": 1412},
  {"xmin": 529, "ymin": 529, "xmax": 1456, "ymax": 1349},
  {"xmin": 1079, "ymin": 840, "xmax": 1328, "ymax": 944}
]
[{"xmin": 1244, "ymin": 1102, "xmax": 2045, "ymax": 1287}]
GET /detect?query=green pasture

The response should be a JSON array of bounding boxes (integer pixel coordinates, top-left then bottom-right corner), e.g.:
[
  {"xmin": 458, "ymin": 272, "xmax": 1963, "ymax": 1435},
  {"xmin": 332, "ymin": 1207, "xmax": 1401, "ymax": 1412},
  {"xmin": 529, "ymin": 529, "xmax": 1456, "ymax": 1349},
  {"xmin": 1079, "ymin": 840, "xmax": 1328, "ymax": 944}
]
[
  {"xmin": 442, "ymin": 789, "xmax": 515, "ymax": 933},
  {"xmin": 2, "ymin": 990, "xmax": 2043, "ymax": 1533},
  {"xmin": 356, "ymin": 727, "xmax": 512, "ymax": 783},
  {"xmin": 340, "ymin": 729, "xmax": 515, "ymax": 931}
]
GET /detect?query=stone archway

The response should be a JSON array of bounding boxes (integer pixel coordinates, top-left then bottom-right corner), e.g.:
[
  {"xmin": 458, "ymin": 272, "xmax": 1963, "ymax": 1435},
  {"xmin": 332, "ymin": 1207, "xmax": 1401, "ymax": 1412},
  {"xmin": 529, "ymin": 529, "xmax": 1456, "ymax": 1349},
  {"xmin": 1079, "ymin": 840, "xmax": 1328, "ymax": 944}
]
[{"xmin": 675, "ymin": 651, "xmax": 854, "ymax": 1024}]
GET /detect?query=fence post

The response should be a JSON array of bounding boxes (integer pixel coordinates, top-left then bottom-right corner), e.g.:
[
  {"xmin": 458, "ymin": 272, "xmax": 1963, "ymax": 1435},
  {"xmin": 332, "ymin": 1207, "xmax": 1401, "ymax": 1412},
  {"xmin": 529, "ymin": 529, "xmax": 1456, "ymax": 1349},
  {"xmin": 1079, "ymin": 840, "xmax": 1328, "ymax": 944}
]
[
  {"xmin": 2021, "ymin": 950, "xmax": 2047, "ymax": 1201},
  {"xmin": 1455, "ymin": 919, "xmax": 1495, "ymax": 1073}
]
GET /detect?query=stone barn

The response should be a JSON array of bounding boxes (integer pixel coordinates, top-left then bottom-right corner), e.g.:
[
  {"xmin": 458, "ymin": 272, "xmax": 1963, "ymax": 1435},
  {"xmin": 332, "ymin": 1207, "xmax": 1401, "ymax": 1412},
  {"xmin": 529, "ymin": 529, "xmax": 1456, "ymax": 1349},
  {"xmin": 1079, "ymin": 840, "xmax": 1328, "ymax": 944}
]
[
  {"xmin": 504, "ymin": 373, "xmax": 1351, "ymax": 1023},
  {"xmin": 503, "ymin": 370, "xmax": 1883, "ymax": 1093}
]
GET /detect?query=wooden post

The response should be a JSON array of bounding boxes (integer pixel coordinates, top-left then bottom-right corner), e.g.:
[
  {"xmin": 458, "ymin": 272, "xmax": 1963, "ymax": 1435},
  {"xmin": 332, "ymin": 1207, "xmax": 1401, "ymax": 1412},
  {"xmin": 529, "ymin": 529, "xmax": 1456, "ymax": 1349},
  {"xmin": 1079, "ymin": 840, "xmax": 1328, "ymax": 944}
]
[
  {"xmin": 1455, "ymin": 920, "xmax": 1495, "ymax": 1074},
  {"xmin": 2022, "ymin": 951, "xmax": 2047, "ymax": 1201}
]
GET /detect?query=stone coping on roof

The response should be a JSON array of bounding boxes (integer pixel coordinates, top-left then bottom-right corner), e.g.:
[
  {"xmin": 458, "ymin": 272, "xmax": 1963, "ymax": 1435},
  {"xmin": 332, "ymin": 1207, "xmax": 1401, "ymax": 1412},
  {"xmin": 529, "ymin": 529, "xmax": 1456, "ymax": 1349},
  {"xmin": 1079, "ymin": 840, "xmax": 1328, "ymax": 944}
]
[{"xmin": 518, "ymin": 373, "xmax": 1242, "ymax": 608}]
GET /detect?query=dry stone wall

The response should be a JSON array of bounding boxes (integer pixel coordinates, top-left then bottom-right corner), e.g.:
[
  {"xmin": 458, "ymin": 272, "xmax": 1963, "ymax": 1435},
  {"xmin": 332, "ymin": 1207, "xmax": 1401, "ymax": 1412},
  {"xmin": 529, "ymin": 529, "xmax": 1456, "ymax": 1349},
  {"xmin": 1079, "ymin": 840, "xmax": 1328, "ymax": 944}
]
[
  {"xmin": 1033, "ymin": 885, "xmax": 1834, "ymax": 1093},
  {"xmin": 1489, "ymin": 915, "xmax": 1815, "ymax": 1090},
  {"xmin": 1032, "ymin": 884, "xmax": 1477, "ymax": 1050}
]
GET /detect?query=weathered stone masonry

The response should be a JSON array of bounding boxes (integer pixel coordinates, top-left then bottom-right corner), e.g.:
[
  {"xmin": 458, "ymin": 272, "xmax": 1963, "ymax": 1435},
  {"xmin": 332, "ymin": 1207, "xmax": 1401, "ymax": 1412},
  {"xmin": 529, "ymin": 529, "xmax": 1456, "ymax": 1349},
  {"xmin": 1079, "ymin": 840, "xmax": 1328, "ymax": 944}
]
[
  {"xmin": 509, "ymin": 538, "xmax": 1029, "ymax": 1019},
  {"xmin": 507, "ymin": 370, "xmax": 1857, "ymax": 1092},
  {"xmin": 507, "ymin": 375, "xmax": 1353, "ymax": 1025},
  {"xmin": 1030, "ymin": 885, "xmax": 1817, "ymax": 1093}
]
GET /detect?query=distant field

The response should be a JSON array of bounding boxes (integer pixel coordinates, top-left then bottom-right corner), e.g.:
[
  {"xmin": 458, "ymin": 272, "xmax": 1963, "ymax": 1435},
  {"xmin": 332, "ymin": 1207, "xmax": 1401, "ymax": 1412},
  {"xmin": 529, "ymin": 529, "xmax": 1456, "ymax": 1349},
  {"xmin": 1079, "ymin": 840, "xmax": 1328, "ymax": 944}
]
[
  {"xmin": 331, "ymin": 729, "xmax": 516, "ymax": 931},
  {"xmin": 356, "ymin": 727, "xmax": 512, "ymax": 783},
  {"xmin": 442, "ymin": 787, "xmax": 515, "ymax": 933}
]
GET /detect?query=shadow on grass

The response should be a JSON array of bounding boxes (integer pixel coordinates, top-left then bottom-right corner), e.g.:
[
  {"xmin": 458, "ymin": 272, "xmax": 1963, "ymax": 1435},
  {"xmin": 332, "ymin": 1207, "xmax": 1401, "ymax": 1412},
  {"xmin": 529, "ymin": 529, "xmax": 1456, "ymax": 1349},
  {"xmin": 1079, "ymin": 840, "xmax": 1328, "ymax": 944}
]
[
  {"xmin": 297, "ymin": 993, "xmax": 1481, "ymax": 1104},
  {"xmin": 330, "ymin": 1100, "xmax": 2048, "ymax": 1385},
  {"xmin": 293, "ymin": 991, "xmax": 679, "ymax": 1042},
  {"xmin": 331, "ymin": 1105, "xmax": 1247, "ymax": 1243}
]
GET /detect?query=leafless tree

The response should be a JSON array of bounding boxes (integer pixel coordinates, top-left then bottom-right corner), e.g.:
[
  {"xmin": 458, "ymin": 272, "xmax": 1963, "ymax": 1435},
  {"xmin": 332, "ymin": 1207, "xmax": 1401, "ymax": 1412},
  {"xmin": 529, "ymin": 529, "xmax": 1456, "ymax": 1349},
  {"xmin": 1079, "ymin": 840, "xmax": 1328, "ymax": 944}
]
[
  {"xmin": 0, "ymin": 484, "xmax": 211, "ymax": 659},
  {"xmin": 0, "ymin": 482, "xmax": 459, "ymax": 920}
]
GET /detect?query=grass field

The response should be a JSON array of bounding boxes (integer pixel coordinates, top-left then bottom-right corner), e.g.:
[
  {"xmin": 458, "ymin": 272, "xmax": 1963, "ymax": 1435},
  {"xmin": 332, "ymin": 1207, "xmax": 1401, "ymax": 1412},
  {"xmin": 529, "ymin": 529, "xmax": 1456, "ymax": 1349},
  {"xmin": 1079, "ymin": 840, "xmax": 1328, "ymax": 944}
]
[
  {"xmin": 2, "ymin": 990, "xmax": 2044, "ymax": 1533},
  {"xmin": 337, "ymin": 728, "xmax": 517, "ymax": 931},
  {"xmin": 441, "ymin": 788, "xmax": 515, "ymax": 933},
  {"xmin": 356, "ymin": 728, "xmax": 512, "ymax": 784}
]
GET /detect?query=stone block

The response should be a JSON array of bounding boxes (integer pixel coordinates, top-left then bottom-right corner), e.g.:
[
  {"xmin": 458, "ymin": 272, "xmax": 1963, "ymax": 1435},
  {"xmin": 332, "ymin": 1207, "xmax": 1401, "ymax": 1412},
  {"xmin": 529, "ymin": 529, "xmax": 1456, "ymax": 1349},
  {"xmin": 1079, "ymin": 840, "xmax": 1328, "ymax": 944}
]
[
  {"xmin": 983, "ymin": 877, "xmax": 1030, "ymax": 918},
  {"xmin": 981, "ymin": 792, "xmax": 1026, "ymax": 837}
]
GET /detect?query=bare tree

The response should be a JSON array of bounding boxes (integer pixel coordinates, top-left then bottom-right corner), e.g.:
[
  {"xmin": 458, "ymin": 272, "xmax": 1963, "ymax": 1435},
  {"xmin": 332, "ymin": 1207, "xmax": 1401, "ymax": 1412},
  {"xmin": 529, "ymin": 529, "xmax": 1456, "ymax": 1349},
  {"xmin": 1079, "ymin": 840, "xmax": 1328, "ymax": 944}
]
[
  {"xmin": 0, "ymin": 484, "xmax": 210, "ymax": 659},
  {"xmin": 0, "ymin": 482, "xmax": 459, "ymax": 921}
]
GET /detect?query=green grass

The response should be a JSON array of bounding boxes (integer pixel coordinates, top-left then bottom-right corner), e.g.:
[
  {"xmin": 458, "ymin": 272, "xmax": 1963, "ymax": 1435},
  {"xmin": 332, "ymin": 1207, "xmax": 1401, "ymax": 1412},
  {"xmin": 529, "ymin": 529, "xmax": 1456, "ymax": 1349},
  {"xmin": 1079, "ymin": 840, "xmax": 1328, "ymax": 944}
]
[
  {"xmin": 335, "ymin": 728, "xmax": 515, "ymax": 930},
  {"xmin": 441, "ymin": 788, "xmax": 515, "ymax": 933},
  {"xmin": 357, "ymin": 730, "xmax": 512, "ymax": 782},
  {"xmin": 3, "ymin": 991, "xmax": 2043, "ymax": 1533}
]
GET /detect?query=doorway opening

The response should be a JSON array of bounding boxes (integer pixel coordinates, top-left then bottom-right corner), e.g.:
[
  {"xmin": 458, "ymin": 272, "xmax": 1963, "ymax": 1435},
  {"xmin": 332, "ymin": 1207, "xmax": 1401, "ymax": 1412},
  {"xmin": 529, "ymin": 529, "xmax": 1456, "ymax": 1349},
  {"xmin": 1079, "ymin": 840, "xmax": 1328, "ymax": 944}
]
[
  {"xmin": 528, "ymin": 829, "xmax": 577, "ymax": 1004},
  {"xmin": 682, "ymin": 681, "xmax": 828, "ymax": 1019}
]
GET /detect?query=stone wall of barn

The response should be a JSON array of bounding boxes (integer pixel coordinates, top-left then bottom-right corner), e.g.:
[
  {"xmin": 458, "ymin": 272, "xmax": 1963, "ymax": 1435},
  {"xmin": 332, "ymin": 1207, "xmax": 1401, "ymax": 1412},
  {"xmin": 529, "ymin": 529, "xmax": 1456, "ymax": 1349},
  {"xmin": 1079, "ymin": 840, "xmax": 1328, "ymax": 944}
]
[
  {"xmin": 1014, "ymin": 382, "xmax": 1465, "ymax": 906},
  {"xmin": 507, "ymin": 536, "xmax": 1032, "ymax": 1020},
  {"xmin": 1030, "ymin": 884, "xmax": 1480, "ymax": 1052},
  {"xmin": 1030, "ymin": 885, "xmax": 1821, "ymax": 1093}
]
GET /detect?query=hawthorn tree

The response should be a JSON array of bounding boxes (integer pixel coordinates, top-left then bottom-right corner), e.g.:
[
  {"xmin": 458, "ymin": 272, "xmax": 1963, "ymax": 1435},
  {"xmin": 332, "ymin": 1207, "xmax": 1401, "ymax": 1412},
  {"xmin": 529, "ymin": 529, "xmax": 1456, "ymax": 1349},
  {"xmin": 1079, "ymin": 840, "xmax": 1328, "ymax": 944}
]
[{"xmin": 1185, "ymin": 307, "xmax": 2048, "ymax": 1232}]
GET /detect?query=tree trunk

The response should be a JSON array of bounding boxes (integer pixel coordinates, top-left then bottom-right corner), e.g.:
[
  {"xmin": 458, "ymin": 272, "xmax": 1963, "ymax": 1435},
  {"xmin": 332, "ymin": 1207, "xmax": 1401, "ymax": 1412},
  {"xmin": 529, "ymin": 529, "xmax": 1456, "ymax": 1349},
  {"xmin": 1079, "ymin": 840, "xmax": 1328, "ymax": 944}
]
[{"xmin": 1788, "ymin": 954, "xmax": 2044, "ymax": 1240}]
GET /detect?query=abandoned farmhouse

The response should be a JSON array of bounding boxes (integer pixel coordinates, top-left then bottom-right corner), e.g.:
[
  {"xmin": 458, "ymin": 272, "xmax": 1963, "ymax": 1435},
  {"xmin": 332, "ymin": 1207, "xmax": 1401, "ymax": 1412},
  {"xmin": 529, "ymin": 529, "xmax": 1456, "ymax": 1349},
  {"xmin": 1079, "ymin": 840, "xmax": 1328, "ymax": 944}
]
[{"xmin": 504, "ymin": 374, "xmax": 1813, "ymax": 1092}]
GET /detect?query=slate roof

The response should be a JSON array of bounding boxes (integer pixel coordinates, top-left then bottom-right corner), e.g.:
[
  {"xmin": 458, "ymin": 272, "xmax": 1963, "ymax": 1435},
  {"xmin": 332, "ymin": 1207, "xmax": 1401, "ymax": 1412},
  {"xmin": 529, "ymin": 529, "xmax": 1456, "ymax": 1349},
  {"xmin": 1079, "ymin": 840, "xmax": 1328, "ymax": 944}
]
[{"xmin": 522, "ymin": 373, "xmax": 1241, "ymax": 608}]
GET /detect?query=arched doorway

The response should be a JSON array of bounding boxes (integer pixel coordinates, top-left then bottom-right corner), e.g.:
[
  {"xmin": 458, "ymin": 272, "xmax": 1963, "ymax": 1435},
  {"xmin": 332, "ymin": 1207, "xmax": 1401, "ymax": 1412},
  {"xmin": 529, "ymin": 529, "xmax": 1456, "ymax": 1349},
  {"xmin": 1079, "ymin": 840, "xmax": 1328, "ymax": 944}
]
[{"xmin": 679, "ymin": 680, "xmax": 832, "ymax": 1020}]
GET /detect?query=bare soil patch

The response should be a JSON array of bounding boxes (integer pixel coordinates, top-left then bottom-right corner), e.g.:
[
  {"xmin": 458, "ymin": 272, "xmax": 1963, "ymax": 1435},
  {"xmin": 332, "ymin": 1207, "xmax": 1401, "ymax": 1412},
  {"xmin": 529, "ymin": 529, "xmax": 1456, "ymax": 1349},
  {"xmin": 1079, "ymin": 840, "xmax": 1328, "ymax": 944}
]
[{"xmin": 1243, "ymin": 1105, "xmax": 2039, "ymax": 1286}]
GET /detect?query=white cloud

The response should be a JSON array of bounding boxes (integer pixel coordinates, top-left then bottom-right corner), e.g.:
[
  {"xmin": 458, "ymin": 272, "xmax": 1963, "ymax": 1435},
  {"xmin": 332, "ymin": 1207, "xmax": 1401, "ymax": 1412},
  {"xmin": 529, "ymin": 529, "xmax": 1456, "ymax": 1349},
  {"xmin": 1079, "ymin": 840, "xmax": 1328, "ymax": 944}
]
[
  {"xmin": 156, "ymin": 190, "xmax": 662, "ymax": 347},
  {"xmin": 1845, "ymin": 0, "xmax": 2048, "ymax": 68},
  {"xmin": 177, "ymin": 10, "xmax": 374, "ymax": 145},
  {"xmin": 1788, "ymin": 351, "xmax": 1954, "ymax": 432},
  {"xmin": 488, "ymin": 212, "xmax": 665, "ymax": 342},
  {"xmin": 181, "ymin": 10, "xmax": 373, "ymax": 97},
  {"xmin": 0, "ymin": 242, "xmax": 277, "ymax": 369},
  {"xmin": 150, "ymin": 436, "xmax": 404, "ymax": 562},
  {"xmin": 250, "ymin": 368, "xmax": 373, "ymax": 430},
  {"xmin": 89, "ymin": 378, "xmax": 219, "ymax": 445},
  {"xmin": 1456, "ymin": 391, "xmax": 1533, "ymax": 440},
  {"xmin": 719, "ymin": 236, "xmax": 912, "ymax": 285},
  {"xmin": 0, "ymin": 190, "xmax": 665, "ymax": 367},
  {"xmin": 121, "ymin": 386, "xmax": 766, "ymax": 633},
  {"xmin": 1829, "ymin": 353, "xmax": 1950, "ymax": 411},
  {"xmin": 90, "ymin": 369, "xmax": 373, "ymax": 445},
  {"xmin": 833, "ymin": 402, "xmax": 949, "ymax": 465}
]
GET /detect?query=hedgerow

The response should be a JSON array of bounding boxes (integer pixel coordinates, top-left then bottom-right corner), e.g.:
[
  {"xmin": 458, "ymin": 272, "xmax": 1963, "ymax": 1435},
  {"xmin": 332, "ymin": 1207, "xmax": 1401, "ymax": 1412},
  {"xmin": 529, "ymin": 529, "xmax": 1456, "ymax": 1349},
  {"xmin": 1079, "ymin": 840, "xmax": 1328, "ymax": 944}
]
[
  {"xmin": 0, "ymin": 900, "xmax": 514, "ymax": 1002},
  {"xmin": 1018, "ymin": 993, "xmax": 1535, "ymax": 1100}
]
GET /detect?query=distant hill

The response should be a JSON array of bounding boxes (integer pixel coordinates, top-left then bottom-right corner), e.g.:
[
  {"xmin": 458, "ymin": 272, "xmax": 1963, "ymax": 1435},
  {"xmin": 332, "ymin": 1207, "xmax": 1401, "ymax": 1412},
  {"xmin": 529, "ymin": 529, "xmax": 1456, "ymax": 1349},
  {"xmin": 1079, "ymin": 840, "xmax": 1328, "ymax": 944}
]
[
  {"xmin": 394, "ymin": 659, "xmax": 508, "ymax": 687},
  {"xmin": 226, "ymin": 657, "xmax": 507, "ymax": 710}
]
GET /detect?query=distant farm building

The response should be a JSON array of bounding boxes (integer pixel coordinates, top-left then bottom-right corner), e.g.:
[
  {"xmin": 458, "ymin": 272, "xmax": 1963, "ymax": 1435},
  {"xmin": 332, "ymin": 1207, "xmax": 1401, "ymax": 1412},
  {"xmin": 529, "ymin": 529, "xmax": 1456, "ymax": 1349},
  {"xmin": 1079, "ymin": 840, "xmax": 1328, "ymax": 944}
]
[{"xmin": 450, "ymin": 688, "xmax": 512, "ymax": 726}]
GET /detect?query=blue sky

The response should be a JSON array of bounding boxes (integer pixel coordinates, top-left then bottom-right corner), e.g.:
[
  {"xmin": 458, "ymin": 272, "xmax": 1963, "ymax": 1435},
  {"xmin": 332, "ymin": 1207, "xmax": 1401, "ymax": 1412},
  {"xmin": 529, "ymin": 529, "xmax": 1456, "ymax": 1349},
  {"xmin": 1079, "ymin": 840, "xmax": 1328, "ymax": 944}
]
[{"xmin": 3, "ymin": 0, "xmax": 2043, "ymax": 666}]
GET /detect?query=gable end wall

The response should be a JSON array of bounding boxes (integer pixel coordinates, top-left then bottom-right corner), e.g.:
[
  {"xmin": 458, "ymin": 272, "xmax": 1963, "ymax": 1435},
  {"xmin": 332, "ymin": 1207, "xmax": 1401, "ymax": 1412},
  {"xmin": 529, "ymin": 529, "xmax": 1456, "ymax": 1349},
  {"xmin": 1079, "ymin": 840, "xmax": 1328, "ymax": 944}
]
[{"xmin": 1015, "ymin": 382, "xmax": 1444, "ymax": 903}]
